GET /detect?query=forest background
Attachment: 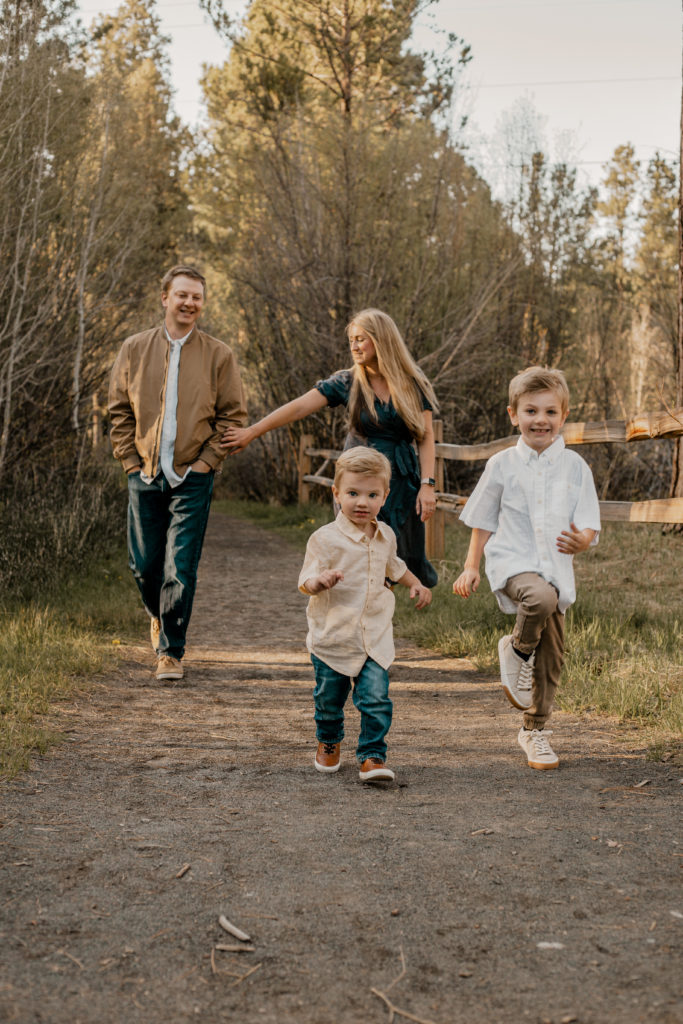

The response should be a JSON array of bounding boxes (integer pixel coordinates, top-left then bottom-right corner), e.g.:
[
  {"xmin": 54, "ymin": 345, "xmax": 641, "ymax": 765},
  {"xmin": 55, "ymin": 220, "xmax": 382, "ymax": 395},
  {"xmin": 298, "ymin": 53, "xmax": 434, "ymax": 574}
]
[{"xmin": 1, "ymin": 0, "xmax": 681, "ymax": 599}]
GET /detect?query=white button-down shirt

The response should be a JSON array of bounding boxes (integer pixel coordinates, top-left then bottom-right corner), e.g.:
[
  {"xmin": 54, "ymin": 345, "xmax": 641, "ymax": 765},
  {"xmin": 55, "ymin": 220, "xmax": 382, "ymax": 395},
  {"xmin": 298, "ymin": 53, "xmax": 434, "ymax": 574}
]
[
  {"xmin": 460, "ymin": 436, "xmax": 600, "ymax": 613},
  {"xmin": 298, "ymin": 512, "xmax": 407, "ymax": 675},
  {"xmin": 141, "ymin": 326, "xmax": 193, "ymax": 487}
]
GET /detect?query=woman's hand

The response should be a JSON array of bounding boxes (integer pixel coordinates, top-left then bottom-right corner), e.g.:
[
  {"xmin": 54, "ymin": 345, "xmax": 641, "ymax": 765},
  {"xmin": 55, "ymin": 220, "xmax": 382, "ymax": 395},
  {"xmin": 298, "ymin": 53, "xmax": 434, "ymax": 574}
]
[
  {"xmin": 222, "ymin": 425, "xmax": 257, "ymax": 453},
  {"xmin": 416, "ymin": 483, "xmax": 436, "ymax": 522}
]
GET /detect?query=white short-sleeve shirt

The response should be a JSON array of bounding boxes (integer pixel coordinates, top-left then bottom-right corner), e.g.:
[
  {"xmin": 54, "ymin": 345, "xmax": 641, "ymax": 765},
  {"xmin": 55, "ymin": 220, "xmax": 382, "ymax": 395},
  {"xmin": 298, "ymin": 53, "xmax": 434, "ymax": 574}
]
[
  {"xmin": 460, "ymin": 436, "xmax": 601, "ymax": 613},
  {"xmin": 298, "ymin": 512, "xmax": 407, "ymax": 675}
]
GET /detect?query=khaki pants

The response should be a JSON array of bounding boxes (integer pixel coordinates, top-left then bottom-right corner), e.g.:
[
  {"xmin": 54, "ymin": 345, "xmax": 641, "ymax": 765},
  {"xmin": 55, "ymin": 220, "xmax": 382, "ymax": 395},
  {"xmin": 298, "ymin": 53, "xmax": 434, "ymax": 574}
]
[{"xmin": 502, "ymin": 572, "xmax": 564, "ymax": 730}]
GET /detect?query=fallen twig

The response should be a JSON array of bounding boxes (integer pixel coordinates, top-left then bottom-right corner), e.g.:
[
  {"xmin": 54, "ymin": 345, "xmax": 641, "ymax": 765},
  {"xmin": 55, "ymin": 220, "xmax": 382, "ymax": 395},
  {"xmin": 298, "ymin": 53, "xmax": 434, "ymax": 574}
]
[
  {"xmin": 215, "ymin": 943, "xmax": 256, "ymax": 953},
  {"xmin": 218, "ymin": 914, "xmax": 251, "ymax": 942},
  {"xmin": 175, "ymin": 863, "xmax": 191, "ymax": 879},
  {"xmin": 371, "ymin": 988, "xmax": 438, "ymax": 1024},
  {"xmin": 230, "ymin": 962, "xmax": 262, "ymax": 987},
  {"xmin": 385, "ymin": 946, "xmax": 407, "ymax": 994},
  {"xmin": 56, "ymin": 948, "xmax": 85, "ymax": 970},
  {"xmin": 371, "ymin": 947, "xmax": 439, "ymax": 1024}
]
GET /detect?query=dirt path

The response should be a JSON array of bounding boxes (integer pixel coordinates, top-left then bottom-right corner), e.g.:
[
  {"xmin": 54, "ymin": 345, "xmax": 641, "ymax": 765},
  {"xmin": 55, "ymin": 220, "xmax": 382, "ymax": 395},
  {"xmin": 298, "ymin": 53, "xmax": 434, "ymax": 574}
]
[{"xmin": 1, "ymin": 513, "xmax": 681, "ymax": 1024}]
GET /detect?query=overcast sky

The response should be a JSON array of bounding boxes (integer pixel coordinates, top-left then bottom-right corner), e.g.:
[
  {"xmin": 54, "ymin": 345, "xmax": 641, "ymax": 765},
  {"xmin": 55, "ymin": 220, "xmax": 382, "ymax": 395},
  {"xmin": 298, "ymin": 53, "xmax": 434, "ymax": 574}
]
[{"xmin": 79, "ymin": 0, "xmax": 681, "ymax": 190}]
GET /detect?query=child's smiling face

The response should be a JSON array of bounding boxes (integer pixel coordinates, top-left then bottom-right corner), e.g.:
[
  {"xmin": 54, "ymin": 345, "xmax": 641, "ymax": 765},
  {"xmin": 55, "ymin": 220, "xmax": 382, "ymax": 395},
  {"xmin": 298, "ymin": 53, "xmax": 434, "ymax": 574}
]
[
  {"xmin": 508, "ymin": 388, "xmax": 568, "ymax": 452},
  {"xmin": 333, "ymin": 471, "xmax": 389, "ymax": 532}
]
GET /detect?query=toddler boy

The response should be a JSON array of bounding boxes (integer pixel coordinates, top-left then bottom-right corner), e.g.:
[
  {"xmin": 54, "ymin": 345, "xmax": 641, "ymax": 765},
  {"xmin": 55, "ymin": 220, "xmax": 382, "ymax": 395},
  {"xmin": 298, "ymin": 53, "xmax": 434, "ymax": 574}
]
[
  {"xmin": 453, "ymin": 367, "xmax": 600, "ymax": 769},
  {"xmin": 299, "ymin": 447, "xmax": 432, "ymax": 781}
]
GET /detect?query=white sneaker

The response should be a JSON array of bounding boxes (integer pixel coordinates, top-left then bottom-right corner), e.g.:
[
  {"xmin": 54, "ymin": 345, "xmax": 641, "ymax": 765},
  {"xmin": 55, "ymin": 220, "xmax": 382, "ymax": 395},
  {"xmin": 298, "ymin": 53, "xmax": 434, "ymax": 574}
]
[
  {"xmin": 498, "ymin": 635, "xmax": 534, "ymax": 710},
  {"xmin": 518, "ymin": 727, "xmax": 559, "ymax": 770}
]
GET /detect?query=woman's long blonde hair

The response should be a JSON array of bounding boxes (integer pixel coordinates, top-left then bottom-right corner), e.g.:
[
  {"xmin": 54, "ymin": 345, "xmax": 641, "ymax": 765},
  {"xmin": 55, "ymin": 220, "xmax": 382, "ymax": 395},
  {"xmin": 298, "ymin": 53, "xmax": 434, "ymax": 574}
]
[{"xmin": 346, "ymin": 309, "xmax": 438, "ymax": 441}]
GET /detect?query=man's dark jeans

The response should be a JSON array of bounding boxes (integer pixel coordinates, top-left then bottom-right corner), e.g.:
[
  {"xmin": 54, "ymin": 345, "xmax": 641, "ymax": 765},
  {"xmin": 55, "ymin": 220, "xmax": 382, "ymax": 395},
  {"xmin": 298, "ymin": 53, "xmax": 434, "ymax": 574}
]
[{"xmin": 127, "ymin": 470, "xmax": 214, "ymax": 661}]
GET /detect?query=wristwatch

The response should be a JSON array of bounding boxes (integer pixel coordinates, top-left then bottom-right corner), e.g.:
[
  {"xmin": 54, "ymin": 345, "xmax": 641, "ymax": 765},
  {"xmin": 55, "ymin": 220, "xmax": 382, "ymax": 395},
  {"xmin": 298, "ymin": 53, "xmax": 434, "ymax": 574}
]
[{"xmin": 420, "ymin": 477, "xmax": 436, "ymax": 487}]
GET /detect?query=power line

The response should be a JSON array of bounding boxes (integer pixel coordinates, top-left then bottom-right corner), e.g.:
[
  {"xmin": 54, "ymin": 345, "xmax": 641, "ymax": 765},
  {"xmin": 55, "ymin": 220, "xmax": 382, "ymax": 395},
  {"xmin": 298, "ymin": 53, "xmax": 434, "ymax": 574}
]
[{"xmin": 475, "ymin": 76, "xmax": 679, "ymax": 89}]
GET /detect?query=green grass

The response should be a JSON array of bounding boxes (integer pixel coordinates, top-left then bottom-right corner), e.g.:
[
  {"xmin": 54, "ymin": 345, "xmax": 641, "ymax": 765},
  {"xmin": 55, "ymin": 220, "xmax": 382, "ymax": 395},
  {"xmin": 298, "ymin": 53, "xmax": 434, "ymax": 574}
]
[
  {"xmin": 0, "ymin": 548, "xmax": 140, "ymax": 778},
  {"xmin": 224, "ymin": 500, "xmax": 683, "ymax": 757}
]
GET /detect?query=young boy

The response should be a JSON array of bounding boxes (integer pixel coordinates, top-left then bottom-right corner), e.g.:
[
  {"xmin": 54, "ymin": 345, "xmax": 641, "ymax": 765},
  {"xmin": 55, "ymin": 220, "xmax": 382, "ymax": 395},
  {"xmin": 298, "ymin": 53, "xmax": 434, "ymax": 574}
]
[
  {"xmin": 453, "ymin": 367, "xmax": 600, "ymax": 770},
  {"xmin": 299, "ymin": 447, "xmax": 432, "ymax": 782}
]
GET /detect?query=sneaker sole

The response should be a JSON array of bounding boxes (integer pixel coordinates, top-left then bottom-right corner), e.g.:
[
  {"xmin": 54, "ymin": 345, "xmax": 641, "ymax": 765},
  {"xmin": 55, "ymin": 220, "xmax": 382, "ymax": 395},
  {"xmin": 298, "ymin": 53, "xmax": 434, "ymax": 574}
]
[
  {"xmin": 526, "ymin": 759, "xmax": 559, "ymax": 770},
  {"xmin": 501, "ymin": 682, "xmax": 532, "ymax": 711},
  {"xmin": 156, "ymin": 671, "xmax": 183, "ymax": 681},
  {"xmin": 359, "ymin": 767, "xmax": 395, "ymax": 782},
  {"xmin": 314, "ymin": 758, "xmax": 340, "ymax": 774}
]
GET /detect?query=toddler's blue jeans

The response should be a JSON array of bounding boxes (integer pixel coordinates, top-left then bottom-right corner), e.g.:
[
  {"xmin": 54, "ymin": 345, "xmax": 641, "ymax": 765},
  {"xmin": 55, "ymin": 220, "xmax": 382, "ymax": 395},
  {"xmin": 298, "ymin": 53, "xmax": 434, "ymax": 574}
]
[
  {"xmin": 127, "ymin": 469, "xmax": 214, "ymax": 661},
  {"xmin": 311, "ymin": 653, "xmax": 392, "ymax": 763}
]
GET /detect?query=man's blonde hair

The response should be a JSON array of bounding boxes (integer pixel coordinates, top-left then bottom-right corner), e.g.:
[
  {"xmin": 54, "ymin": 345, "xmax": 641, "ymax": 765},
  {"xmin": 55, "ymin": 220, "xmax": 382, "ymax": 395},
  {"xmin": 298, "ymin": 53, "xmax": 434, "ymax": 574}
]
[
  {"xmin": 334, "ymin": 446, "xmax": 391, "ymax": 489},
  {"xmin": 509, "ymin": 366, "xmax": 570, "ymax": 414}
]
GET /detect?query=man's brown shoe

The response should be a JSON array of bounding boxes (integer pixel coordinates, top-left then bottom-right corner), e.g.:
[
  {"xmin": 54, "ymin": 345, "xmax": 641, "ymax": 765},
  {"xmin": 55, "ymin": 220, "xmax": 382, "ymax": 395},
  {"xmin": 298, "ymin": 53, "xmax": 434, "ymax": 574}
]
[
  {"xmin": 314, "ymin": 742, "xmax": 341, "ymax": 773},
  {"xmin": 156, "ymin": 655, "xmax": 183, "ymax": 681},
  {"xmin": 359, "ymin": 758, "xmax": 395, "ymax": 782},
  {"xmin": 150, "ymin": 617, "xmax": 161, "ymax": 654}
]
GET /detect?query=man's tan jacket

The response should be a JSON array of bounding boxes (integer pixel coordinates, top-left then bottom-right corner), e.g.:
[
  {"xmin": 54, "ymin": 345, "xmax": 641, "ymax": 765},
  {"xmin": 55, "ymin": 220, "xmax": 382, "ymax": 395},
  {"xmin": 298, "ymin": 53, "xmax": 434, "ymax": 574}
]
[{"xmin": 108, "ymin": 325, "xmax": 247, "ymax": 477}]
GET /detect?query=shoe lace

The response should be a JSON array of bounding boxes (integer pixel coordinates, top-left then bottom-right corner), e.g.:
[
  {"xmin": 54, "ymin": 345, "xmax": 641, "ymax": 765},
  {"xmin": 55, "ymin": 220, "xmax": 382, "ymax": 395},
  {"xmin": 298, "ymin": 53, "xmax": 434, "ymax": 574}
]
[
  {"xmin": 322, "ymin": 742, "xmax": 337, "ymax": 754},
  {"xmin": 531, "ymin": 729, "xmax": 553, "ymax": 755},
  {"xmin": 517, "ymin": 653, "xmax": 535, "ymax": 693}
]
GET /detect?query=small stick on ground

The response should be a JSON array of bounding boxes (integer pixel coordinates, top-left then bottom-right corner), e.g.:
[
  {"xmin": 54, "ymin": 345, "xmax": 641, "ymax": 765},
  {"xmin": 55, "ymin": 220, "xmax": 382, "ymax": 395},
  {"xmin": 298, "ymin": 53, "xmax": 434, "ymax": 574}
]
[
  {"xmin": 230, "ymin": 962, "xmax": 262, "ymax": 987},
  {"xmin": 175, "ymin": 863, "xmax": 191, "ymax": 878},
  {"xmin": 371, "ymin": 947, "xmax": 439, "ymax": 1024},
  {"xmin": 215, "ymin": 943, "xmax": 256, "ymax": 953},
  {"xmin": 218, "ymin": 914, "xmax": 251, "ymax": 941},
  {"xmin": 385, "ymin": 946, "xmax": 407, "ymax": 993},
  {"xmin": 56, "ymin": 948, "xmax": 85, "ymax": 970},
  {"xmin": 370, "ymin": 990, "xmax": 438, "ymax": 1024}
]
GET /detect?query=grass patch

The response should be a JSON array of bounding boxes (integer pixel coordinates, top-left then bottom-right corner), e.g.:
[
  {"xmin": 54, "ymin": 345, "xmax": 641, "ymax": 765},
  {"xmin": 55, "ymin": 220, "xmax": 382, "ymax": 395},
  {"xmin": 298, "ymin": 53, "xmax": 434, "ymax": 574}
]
[
  {"xmin": 0, "ymin": 546, "xmax": 140, "ymax": 778},
  {"xmin": 225, "ymin": 501, "xmax": 682, "ymax": 755}
]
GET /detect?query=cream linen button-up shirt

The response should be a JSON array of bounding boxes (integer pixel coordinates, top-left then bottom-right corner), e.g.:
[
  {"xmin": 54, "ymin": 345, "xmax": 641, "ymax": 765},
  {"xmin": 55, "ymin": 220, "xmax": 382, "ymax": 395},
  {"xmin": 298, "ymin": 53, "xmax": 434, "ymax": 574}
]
[
  {"xmin": 298, "ymin": 512, "xmax": 408, "ymax": 676},
  {"xmin": 460, "ymin": 436, "xmax": 601, "ymax": 614}
]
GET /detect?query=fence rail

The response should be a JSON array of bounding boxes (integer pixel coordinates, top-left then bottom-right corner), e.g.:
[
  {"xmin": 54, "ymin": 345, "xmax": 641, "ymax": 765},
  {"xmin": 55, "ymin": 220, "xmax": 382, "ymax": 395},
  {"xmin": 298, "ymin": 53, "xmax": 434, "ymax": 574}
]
[{"xmin": 297, "ymin": 406, "xmax": 683, "ymax": 558}]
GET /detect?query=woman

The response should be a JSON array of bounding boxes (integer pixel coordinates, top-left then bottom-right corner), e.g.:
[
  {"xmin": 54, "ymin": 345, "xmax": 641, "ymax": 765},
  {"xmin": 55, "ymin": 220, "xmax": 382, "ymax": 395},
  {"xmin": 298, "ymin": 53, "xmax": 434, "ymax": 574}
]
[{"xmin": 223, "ymin": 308, "xmax": 439, "ymax": 587}]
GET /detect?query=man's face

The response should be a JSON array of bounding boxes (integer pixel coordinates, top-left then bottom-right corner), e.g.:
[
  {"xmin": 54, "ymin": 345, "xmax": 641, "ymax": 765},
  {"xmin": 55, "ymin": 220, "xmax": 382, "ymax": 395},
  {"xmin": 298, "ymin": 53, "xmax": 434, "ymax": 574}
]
[{"xmin": 162, "ymin": 274, "xmax": 205, "ymax": 336}]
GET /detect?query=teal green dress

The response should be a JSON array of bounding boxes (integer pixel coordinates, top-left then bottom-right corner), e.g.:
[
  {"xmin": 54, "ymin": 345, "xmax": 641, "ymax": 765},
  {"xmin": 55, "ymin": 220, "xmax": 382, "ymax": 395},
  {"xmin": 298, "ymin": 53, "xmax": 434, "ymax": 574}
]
[{"xmin": 315, "ymin": 369, "xmax": 438, "ymax": 588}]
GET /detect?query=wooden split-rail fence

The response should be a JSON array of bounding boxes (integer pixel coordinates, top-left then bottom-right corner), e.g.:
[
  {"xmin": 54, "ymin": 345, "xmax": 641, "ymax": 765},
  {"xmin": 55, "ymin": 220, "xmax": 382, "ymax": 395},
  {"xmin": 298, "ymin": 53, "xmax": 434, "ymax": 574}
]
[{"xmin": 297, "ymin": 407, "xmax": 683, "ymax": 559}]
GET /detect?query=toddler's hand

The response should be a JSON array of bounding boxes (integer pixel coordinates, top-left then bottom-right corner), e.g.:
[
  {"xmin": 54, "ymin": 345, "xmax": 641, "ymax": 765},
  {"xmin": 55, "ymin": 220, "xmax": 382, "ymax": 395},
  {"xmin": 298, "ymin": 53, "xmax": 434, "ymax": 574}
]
[
  {"xmin": 304, "ymin": 569, "xmax": 344, "ymax": 594},
  {"xmin": 556, "ymin": 522, "xmax": 593, "ymax": 555},
  {"xmin": 453, "ymin": 568, "xmax": 479, "ymax": 598},
  {"xmin": 410, "ymin": 582, "xmax": 432, "ymax": 610}
]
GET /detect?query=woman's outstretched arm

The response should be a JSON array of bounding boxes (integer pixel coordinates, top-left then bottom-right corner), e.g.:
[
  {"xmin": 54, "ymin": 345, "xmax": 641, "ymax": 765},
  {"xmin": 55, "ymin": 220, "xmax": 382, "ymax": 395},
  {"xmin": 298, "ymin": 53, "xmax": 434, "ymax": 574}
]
[{"xmin": 221, "ymin": 388, "xmax": 329, "ymax": 453}]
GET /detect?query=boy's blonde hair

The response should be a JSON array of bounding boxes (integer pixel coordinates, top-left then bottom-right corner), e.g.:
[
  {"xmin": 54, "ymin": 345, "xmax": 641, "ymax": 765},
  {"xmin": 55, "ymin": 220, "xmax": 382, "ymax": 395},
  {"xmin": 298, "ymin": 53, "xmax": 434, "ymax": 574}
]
[
  {"xmin": 345, "ymin": 308, "xmax": 438, "ymax": 441},
  {"xmin": 334, "ymin": 446, "xmax": 391, "ymax": 490},
  {"xmin": 508, "ymin": 366, "xmax": 570, "ymax": 414}
]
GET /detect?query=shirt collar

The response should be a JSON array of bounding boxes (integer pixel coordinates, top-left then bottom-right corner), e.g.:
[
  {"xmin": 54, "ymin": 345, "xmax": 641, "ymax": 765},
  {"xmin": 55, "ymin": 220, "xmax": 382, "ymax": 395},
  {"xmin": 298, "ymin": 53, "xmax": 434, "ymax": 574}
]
[
  {"xmin": 336, "ymin": 510, "xmax": 389, "ymax": 542},
  {"xmin": 164, "ymin": 324, "xmax": 194, "ymax": 346},
  {"xmin": 516, "ymin": 434, "xmax": 565, "ymax": 465}
]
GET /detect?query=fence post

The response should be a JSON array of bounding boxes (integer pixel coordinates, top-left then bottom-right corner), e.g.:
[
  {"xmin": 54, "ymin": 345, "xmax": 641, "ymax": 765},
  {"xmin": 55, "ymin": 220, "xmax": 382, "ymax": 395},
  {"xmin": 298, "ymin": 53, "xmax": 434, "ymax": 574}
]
[
  {"xmin": 425, "ymin": 419, "xmax": 446, "ymax": 561},
  {"xmin": 298, "ymin": 433, "xmax": 314, "ymax": 505}
]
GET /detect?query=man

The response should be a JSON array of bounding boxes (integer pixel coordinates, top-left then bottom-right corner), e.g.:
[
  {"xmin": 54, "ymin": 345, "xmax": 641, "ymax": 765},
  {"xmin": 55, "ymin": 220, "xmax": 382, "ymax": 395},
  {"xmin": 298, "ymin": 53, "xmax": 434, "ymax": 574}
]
[{"xmin": 108, "ymin": 265, "xmax": 246, "ymax": 681}]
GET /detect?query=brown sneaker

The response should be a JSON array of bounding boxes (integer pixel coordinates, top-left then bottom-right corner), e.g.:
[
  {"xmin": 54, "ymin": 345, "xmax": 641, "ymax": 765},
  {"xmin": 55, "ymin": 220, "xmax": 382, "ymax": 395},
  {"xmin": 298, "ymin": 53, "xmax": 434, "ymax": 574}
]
[
  {"xmin": 156, "ymin": 655, "xmax": 183, "ymax": 681},
  {"xmin": 359, "ymin": 758, "xmax": 395, "ymax": 782},
  {"xmin": 150, "ymin": 617, "xmax": 161, "ymax": 654},
  {"xmin": 314, "ymin": 741, "xmax": 341, "ymax": 773}
]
